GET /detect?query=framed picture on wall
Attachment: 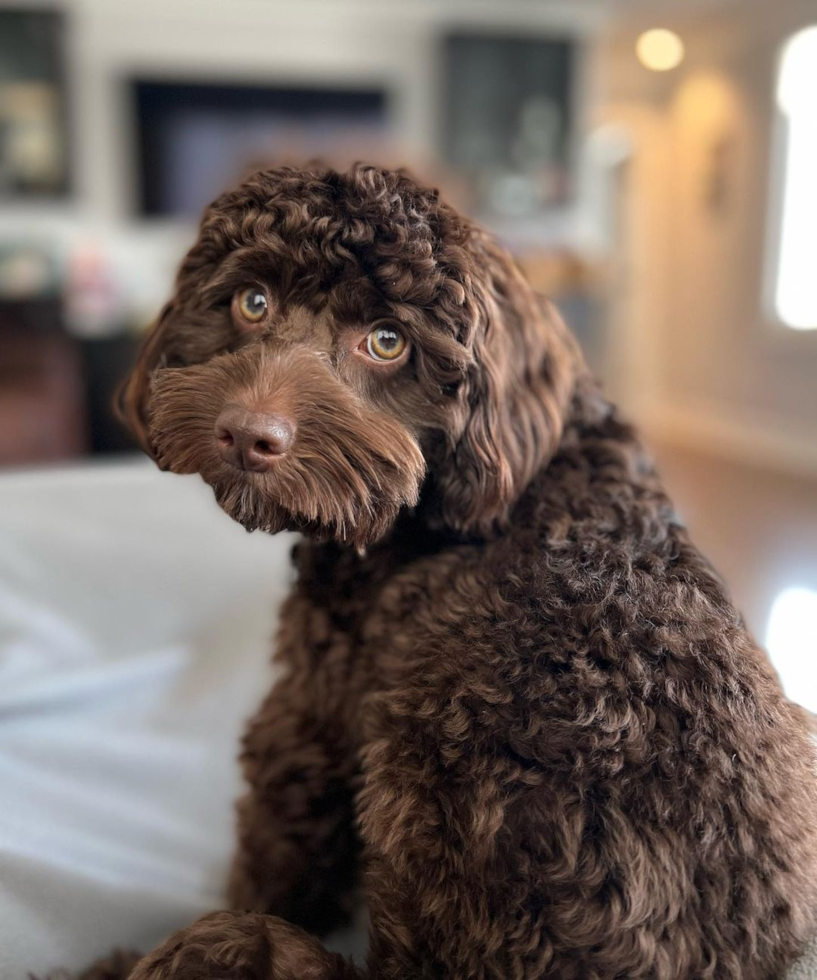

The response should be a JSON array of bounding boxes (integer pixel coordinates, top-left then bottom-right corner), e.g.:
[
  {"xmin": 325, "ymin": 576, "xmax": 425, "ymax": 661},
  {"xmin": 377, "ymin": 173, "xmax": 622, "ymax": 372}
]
[
  {"xmin": 0, "ymin": 8, "xmax": 70, "ymax": 199},
  {"xmin": 442, "ymin": 32, "xmax": 576, "ymax": 218}
]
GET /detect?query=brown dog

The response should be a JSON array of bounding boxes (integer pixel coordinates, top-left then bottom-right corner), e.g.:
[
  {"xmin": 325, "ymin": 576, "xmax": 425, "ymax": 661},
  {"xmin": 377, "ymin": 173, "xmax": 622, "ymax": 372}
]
[{"xmin": 114, "ymin": 164, "xmax": 817, "ymax": 979}]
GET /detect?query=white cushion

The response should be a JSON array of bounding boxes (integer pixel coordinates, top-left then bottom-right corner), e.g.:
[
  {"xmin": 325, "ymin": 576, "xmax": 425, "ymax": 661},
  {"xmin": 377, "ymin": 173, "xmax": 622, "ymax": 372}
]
[{"xmin": 0, "ymin": 460, "xmax": 291, "ymax": 977}]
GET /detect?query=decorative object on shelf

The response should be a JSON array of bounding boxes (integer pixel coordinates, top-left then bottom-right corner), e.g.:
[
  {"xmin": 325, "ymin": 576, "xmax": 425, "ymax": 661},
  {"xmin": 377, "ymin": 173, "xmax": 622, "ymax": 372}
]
[
  {"xmin": 64, "ymin": 242, "xmax": 123, "ymax": 340},
  {"xmin": 0, "ymin": 242, "xmax": 59, "ymax": 299}
]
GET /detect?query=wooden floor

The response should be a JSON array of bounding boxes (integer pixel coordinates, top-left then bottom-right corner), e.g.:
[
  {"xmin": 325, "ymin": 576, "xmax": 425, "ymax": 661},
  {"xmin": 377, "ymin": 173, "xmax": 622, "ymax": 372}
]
[{"xmin": 649, "ymin": 441, "xmax": 817, "ymax": 709}]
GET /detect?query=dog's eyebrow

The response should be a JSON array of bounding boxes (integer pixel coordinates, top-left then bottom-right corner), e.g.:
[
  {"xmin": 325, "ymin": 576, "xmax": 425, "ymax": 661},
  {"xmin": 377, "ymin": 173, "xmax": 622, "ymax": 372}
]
[{"xmin": 202, "ymin": 248, "xmax": 282, "ymax": 301}]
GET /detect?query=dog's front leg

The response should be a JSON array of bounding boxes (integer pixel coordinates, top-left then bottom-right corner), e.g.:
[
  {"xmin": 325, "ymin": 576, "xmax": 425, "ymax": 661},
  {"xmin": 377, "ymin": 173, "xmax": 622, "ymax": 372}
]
[
  {"xmin": 228, "ymin": 590, "xmax": 362, "ymax": 936},
  {"xmin": 128, "ymin": 911, "xmax": 361, "ymax": 980}
]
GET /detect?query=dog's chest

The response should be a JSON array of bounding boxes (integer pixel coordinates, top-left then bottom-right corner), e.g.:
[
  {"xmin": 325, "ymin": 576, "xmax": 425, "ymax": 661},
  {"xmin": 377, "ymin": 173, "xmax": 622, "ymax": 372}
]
[{"xmin": 294, "ymin": 538, "xmax": 483, "ymax": 729}]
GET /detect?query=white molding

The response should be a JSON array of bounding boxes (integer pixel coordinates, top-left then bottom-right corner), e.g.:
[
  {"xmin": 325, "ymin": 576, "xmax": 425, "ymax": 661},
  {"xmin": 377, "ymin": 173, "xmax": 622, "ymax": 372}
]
[{"xmin": 641, "ymin": 400, "xmax": 817, "ymax": 479}]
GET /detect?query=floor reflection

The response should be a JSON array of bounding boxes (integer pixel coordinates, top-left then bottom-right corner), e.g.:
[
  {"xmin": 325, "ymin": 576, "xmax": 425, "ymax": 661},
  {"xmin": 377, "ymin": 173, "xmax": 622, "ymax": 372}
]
[{"xmin": 651, "ymin": 442, "xmax": 817, "ymax": 711}]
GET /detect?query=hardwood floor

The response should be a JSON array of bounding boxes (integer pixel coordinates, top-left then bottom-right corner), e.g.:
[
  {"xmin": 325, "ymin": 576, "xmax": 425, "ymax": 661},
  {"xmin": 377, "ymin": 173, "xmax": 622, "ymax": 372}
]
[{"xmin": 649, "ymin": 441, "xmax": 817, "ymax": 711}]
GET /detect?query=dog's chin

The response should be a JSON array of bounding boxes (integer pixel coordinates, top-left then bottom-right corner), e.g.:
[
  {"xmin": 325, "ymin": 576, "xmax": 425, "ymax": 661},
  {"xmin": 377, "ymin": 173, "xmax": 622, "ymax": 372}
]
[
  {"xmin": 207, "ymin": 471, "xmax": 348, "ymax": 543},
  {"xmin": 150, "ymin": 429, "xmax": 425, "ymax": 550},
  {"xmin": 209, "ymin": 476, "xmax": 297, "ymax": 537},
  {"xmin": 194, "ymin": 458, "xmax": 414, "ymax": 548}
]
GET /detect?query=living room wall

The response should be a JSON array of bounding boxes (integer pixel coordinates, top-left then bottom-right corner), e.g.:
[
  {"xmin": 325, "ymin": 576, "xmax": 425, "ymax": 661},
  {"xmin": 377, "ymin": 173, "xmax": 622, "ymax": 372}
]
[{"xmin": 599, "ymin": 0, "xmax": 817, "ymax": 475}]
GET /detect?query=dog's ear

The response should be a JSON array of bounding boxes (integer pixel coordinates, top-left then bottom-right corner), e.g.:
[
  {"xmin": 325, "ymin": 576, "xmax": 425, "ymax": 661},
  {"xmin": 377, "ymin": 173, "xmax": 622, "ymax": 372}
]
[
  {"xmin": 436, "ymin": 237, "xmax": 578, "ymax": 535},
  {"xmin": 115, "ymin": 302, "xmax": 175, "ymax": 456}
]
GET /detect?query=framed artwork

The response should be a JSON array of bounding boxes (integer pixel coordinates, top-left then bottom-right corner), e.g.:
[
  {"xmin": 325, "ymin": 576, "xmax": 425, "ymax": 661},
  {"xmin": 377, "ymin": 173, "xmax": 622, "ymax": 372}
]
[
  {"xmin": 442, "ymin": 32, "xmax": 575, "ymax": 216},
  {"xmin": 0, "ymin": 8, "xmax": 69, "ymax": 198}
]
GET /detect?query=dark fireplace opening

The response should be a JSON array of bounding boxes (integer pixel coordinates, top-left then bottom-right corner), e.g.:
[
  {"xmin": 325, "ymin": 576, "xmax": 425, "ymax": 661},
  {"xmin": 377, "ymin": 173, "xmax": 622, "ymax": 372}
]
[{"xmin": 132, "ymin": 79, "xmax": 389, "ymax": 218}]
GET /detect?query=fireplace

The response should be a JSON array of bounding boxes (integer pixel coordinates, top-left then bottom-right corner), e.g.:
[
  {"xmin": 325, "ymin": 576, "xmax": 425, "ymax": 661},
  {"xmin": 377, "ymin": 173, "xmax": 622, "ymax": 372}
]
[{"xmin": 132, "ymin": 79, "xmax": 389, "ymax": 218}]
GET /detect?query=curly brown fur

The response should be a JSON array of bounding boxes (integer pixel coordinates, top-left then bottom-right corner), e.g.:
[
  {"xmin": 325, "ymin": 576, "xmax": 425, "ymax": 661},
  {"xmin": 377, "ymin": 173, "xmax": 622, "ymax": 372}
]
[{"xmin": 77, "ymin": 163, "xmax": 817, "ymax": 979}]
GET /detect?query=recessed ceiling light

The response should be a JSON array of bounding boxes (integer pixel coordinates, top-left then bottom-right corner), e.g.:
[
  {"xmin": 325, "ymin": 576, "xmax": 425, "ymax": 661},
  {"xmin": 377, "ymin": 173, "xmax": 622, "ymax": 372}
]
[{"xmin": 636, "ymin": 29, "xmax": 685, "ymax": 72}]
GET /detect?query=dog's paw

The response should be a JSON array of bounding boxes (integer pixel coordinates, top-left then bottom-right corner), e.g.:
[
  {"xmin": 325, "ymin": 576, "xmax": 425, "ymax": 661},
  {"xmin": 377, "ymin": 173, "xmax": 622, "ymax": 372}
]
[{"xmin": 129, "ymin": 911, "xmax": 356, "ymax": 980}]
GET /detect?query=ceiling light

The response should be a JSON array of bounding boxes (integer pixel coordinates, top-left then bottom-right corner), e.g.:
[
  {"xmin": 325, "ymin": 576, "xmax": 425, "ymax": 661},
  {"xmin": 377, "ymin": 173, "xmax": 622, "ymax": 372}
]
[{"xmin": 636, "ymin": 29, "xmax": 685, "ymax": 72}]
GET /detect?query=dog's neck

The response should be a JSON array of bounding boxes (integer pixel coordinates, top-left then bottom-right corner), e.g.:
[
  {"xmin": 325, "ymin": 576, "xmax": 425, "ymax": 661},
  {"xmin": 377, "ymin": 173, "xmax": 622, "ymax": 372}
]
[
  {"xmin": 300, "ymin": 375, "xmax": 647, "ymax": 569},
  {"xmin": 288, "ymin": 377, "xmax": 660, "ymax": 646}
]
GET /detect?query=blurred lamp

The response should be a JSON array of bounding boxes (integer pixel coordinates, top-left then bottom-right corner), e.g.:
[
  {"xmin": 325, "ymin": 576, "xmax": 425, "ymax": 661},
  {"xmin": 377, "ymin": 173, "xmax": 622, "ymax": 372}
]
[{"xmin": 636, "ymin": 29, "xmax": 685, "ymax": 72}]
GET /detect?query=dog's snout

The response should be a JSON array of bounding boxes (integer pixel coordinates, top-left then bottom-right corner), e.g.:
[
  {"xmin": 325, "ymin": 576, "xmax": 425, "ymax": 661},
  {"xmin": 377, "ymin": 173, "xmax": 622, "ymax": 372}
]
[{"xmin": 215, "ymin": 406, "xmax": 296, "ymax": 473}]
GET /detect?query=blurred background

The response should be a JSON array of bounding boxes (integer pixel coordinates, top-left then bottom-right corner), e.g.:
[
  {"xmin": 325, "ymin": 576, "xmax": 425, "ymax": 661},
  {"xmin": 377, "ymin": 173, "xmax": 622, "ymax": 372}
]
[{"xmin": 0, "ymin": 0, "xmax": 815, "ymax": 697}]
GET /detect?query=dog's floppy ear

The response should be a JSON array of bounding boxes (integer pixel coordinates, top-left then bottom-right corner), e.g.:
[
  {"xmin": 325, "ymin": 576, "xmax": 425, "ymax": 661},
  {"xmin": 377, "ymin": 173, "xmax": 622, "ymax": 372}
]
[
  {"xmin": 115, "ymin": 302, "xmax": 175, "ymax": 456},
  {"xmin": 436, "ymin": 237, "xmax": 578, "ymax": 535}
]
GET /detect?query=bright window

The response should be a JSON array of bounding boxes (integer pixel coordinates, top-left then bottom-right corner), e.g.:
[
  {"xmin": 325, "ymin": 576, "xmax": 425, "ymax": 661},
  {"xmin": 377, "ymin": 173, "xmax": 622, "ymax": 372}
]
[
  {"xmin": 772, "ymin": 27, "xmax": 817, "ymax": 330},
  {"xmin": 766, "ymin": 587, "xmax": 817, "ymax": 712}
]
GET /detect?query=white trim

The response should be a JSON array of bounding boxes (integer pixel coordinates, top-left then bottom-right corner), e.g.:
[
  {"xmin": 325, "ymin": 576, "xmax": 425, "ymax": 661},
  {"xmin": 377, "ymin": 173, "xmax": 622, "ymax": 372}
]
[{"xmin": 642, "ymin": 401, "xmax": 817, "ymax": 480}]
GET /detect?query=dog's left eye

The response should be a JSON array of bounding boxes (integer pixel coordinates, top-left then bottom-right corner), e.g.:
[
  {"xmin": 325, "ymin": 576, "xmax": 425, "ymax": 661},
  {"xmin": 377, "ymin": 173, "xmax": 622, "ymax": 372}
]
[
  {"xmin": 232, "ymin": 286, "xmax": 270, "ymax": 326},
  {"xmin": 361, "ymin": 325, "xmax": 408, "ymax": 362}
]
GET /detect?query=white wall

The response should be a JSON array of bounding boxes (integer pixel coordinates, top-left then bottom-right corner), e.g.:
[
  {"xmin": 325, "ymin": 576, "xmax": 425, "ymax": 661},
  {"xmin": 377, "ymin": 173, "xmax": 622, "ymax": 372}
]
[{"xmin": 600, "ymin": 1, "xmax": 817, "ymax": 475}]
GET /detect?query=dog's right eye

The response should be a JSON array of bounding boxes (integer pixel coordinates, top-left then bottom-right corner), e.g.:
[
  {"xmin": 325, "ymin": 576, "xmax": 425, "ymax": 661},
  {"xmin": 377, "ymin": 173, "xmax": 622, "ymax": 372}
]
[
  {"xmin": 360, "ymin": 325, "xmax": 408, "ymax": 362},
  {"xmin": 232, "ymin": 286, "xmax": 270, "ymax": 327}
]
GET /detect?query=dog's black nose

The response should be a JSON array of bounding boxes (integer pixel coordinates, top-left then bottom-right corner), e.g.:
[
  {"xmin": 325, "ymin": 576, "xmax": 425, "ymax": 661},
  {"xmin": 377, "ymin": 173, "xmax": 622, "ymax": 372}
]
[{"xmin": 215, "ymin": 406, "xmax": 296, "ymax": 473}]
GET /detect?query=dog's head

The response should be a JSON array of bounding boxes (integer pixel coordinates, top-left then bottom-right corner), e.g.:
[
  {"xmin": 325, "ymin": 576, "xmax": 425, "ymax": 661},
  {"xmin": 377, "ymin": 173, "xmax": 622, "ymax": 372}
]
[{"xmin": 120, "ymin": 165, "xmax": 578, "ymax": 548}]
